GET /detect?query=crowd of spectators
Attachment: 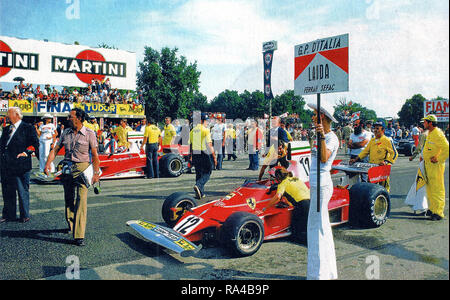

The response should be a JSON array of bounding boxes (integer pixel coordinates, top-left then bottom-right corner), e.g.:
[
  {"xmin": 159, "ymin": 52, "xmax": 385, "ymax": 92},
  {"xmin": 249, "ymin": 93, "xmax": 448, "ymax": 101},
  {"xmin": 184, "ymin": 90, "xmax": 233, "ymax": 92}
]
[{"xmin": 0, "ymin": 79, "xmax": 144, "ymax": 106}]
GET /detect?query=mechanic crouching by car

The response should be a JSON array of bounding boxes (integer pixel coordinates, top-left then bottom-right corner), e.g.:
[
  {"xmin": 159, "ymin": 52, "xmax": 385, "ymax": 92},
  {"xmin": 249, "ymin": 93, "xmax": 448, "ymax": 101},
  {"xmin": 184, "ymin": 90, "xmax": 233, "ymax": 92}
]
[
  {"xmin": 349, "ymin": 121, "xmax": 398, "ymax": 193},
  {"xmin": 44, "ymin": 108, "xmax": 100, "ymax": 246},
  {"xmin": 189, "ymin": 112, "xmax": 217, "ymax": 199},
  {"xmin": 262, "ymin": 167, "xmax": 310, "ymax": 241}
]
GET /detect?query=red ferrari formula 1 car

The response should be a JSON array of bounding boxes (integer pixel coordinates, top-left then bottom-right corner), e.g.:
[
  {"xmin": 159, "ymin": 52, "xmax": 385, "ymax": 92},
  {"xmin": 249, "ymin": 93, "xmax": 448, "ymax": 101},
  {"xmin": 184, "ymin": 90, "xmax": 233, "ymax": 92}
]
[
  {"xmin": 127, "ymin": 141, "xmax": 392, "ymax": 257},
  {"xmin": 33, "ymin": 131, "xmax": 190, "ymax": 182}
]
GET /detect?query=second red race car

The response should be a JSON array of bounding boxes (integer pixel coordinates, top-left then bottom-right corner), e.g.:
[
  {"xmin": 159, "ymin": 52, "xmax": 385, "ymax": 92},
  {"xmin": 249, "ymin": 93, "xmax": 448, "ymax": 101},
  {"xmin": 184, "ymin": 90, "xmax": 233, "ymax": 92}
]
[
  {"xmin": 127, "ymin": 141, "xmax": 392, "ymax": 257},
  {"xmin": 33, "ymin": 131, "xmax": 190, "ymax": 183}
]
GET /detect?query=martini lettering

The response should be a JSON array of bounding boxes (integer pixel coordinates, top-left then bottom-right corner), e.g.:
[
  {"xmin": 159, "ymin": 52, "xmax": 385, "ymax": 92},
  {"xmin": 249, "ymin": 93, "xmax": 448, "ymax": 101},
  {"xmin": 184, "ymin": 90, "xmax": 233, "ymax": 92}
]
[
  {"xmin": 0, "ymin": 51, "xmax": 39, "ymax": 70},
  {"xmin": 308, "ymin": 64, "xmax": 329, "ymax": 81},
  {"xmin": 51, "ymin": 56, "xmax": 126, "ymax": 77}
]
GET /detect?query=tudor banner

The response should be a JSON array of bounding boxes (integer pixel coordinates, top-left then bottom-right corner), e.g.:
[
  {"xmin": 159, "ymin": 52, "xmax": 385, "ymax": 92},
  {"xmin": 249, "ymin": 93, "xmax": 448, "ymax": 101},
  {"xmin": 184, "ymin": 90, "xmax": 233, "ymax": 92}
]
[
  {"xmin": 294, "ymin": 33, "xmax": 349, "ymax": 96},
  {"xmin": 262, "ymin": 41, "xmax": 277, "ymax": 101},
  {"xmin": 263, "ymin": 50, "xmax": 274, "ymax": 100},
  {"xmin": 0, "ymin": 35, "xmax": 136, "ymax": 90}
]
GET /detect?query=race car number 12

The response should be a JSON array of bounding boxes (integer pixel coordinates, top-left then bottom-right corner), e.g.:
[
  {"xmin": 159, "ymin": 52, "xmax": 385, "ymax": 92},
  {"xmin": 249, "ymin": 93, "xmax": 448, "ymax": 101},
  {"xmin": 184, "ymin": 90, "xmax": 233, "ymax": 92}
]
[{"xmin": 174, "ymin": 215, "xmax": 203, "ymax": 235}]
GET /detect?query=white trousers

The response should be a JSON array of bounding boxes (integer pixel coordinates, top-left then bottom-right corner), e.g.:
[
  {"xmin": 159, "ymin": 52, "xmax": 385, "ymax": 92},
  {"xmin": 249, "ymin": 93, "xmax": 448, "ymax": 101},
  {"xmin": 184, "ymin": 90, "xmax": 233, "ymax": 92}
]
[
  {"xmin": 39, "ymin": 139, "xmax": 55, "ymax": 173},
  {"xmin": 307, "ymin": 176, "xmax": 338, "ymax": 280}
]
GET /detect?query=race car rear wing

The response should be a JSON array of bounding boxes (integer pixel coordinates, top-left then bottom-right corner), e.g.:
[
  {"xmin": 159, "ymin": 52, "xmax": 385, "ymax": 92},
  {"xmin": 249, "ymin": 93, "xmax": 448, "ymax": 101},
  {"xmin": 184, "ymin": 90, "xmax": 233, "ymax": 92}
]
[{"xmin": 332, "ymin": 161, "xmax": 391, "ymax": 185}]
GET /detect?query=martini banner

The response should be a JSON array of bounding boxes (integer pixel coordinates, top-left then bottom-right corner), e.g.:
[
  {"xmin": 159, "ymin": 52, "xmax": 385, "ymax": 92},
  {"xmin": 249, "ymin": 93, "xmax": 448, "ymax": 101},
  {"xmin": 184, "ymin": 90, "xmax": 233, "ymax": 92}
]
[
  {"xmin": 0, "ymin": 35, "xmax": 136, "ymax": 90},
  {"xmin": 294, "ymin": 33, "xmax": 349, "ymax": 96}
]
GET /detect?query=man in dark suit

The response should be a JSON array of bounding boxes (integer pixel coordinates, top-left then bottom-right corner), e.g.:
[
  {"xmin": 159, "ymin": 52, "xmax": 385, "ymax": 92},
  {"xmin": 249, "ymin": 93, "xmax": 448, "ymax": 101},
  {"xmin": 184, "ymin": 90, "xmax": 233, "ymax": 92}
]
[{"xmin": 0, "ymin": 107, "xmax": 39, "ymax": 223}]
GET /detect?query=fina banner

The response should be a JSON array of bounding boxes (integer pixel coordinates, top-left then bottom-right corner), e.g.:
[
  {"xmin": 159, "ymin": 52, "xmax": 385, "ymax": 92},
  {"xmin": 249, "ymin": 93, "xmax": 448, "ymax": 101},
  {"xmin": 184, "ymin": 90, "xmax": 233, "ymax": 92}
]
[
  {"xmin": 262, "ymin": 41, "xmax": 277, "ymax": 100},
  {"xmin": 0, "ymin": 35, "xmax": 136, "ymax": 90}
]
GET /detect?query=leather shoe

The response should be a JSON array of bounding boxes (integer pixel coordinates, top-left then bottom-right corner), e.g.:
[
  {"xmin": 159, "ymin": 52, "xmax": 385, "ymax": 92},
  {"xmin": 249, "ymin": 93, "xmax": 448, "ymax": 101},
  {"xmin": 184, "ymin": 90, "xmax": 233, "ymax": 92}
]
[
  {"xmin": 74, "ymin": 239, "xmax": 85, "ymax": 246},
  {"xmin": 20, "ymin": 217, "xmax": 30, "ymax": 223},
  {"xmin": 430, "ymin": 214, "xmax": 443, "ymax": 221}
]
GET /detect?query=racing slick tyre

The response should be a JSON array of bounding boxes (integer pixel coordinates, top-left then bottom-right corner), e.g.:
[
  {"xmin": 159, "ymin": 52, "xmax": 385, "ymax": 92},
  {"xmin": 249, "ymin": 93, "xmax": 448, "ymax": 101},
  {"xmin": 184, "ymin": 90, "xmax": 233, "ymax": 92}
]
[
  {"xmin": 405, "ymin": 144, "xmax": 416, "ymax": 156},
  {"xmin": 159, "ymin": 153, "xmax": 184, "ymax": 177},
  {"xmin": 349, "ymin": 182, "xmax": 390, "ymax": 228},
  {"xmin": 162, "ymin": 192, "xmax": 198, "ymax": 228},
  {"xmin": 221, "ymin": 212, "xmax": 264, "ymax": 257}
]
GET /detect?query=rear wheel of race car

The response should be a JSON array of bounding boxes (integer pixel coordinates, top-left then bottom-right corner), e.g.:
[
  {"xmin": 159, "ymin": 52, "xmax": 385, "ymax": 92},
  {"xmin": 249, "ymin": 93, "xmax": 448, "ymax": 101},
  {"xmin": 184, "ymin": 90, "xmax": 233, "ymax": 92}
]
[
  {"xmin": 160, "ymin": 154, "xmax": 184, "ymax": 177},
  {"xmin": 162, "ymin": 192, "xmax": 198, "ymax": 228},
  {"xmin": 349, "ymin": 182, "xmax": 390, "ymax": 228},
  {"xmin": 221, "ymin": 212, "xmax": 264, "ymax": 257}
]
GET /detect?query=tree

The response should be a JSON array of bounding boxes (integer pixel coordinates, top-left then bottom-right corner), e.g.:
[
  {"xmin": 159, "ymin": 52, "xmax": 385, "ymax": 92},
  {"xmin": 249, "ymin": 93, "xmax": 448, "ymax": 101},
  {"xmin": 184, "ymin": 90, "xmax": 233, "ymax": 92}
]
[
  {"xmin": 238, "ymin": 90, "xmax": 266, "ymax": 119},
  {"xmin": 209, "ymin": 90, "xmax": 243, "ymax": 120},
  {"xmin": 137, "ymin": 46, "xmax": 201, "ymax": 121},
  {"xmin": 334, "ymin": 99, "xmax": 377, "ymax": 125},
  {"xmin": 98, "ymin": 43, "xmax": 118, "ymax": 50},
  {"xmin": 397, "ymin": 94, "xmax": 426, "ymax": 127}
]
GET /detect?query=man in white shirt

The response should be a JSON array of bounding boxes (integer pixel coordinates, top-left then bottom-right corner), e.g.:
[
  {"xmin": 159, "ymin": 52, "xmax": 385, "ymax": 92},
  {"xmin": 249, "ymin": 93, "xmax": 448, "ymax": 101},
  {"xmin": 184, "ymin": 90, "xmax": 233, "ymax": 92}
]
[
  {"xmin": 37, "ymin": 114, "xmax": 57, "ymax": 173},
  {"xmin": 347, "ymin": 119, "xmax": 371, "ymax": 159},
  {"xmin": 395, "ymin": 124, "xmax": 402, "ymax": 140},
  {"xmin": 411, "ymin": 124, "xmax": 420, "ymax": 147},
  {"xmin": 211, "ymin": 118, "xmax": 225, "ymax": 170}
]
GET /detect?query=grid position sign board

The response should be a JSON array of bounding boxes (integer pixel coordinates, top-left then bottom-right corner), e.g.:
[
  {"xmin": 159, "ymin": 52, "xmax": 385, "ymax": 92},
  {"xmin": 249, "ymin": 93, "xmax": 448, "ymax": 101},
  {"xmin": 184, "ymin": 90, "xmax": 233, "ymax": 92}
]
[{"xmin": 294, "ymin": 33, "xmax": 349, "ymax": 96}]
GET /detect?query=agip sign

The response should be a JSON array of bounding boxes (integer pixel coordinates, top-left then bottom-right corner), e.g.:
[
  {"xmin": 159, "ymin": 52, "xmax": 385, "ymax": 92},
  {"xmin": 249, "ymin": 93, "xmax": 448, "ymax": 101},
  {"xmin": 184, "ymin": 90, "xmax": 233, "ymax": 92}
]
[{"xmin": 0, "ymin": 36, "xmax": 136, "ymax": 90}]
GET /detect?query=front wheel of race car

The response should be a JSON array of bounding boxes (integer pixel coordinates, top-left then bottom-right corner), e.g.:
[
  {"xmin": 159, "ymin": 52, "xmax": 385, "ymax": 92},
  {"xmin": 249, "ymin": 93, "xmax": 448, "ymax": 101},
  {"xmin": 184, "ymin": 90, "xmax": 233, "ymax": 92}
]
[
  {"xmin": 162, "ymin": 192, "xmax": 198, "ymax": 228},
  {"xmin": 349, "ymin": 182, "xmax": 390, "ymax": 228},
  {"xmin": 221, "ymin": 212, "xmax": 264, "ymax": 257},
  {"xmin": 159, "ymin": 154, "xmax": 184, "ymax": 177},
  {"xmin": 405, "ymin": 144, "xmax": 416, "ymax": 156}
]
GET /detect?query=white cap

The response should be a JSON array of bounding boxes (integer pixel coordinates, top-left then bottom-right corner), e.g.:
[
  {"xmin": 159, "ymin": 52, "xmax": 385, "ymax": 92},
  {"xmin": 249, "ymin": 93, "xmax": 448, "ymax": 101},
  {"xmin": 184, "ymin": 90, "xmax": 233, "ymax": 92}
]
[
  {"xmin": 307, "ymin": 102, "xmax": 338, "ymax": 123},
  {"xmin": 42, "ymin": 113, "xmax": 53, "ymax": 119}
]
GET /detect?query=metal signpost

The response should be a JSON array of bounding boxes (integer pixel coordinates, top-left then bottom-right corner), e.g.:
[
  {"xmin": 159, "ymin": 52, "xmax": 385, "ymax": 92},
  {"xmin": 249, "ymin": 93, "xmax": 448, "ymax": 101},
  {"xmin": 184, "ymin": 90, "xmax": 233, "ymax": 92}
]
[{"xmin": 294, "ymin": 33, "xmax": 349, "ymax": 212}]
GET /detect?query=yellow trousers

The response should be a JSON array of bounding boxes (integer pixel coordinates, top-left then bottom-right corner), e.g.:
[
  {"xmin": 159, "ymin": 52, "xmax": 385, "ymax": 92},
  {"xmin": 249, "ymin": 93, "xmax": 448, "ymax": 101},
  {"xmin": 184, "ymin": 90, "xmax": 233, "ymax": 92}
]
[
  {"xmin": 378, "ymin": 177, "xmax": 390, "ymax": 193},
  {"xmin": 425, "ymin": 161, "xmax": 446, "ymax": 218}
]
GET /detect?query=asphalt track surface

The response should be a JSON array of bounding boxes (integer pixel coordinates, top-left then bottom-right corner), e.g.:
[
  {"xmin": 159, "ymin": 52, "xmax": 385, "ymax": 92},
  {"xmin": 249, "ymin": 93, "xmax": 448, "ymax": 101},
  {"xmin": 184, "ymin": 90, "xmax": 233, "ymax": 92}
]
[{"xmin": 0, "ymin": 149, "xmax": 448, "ymax": 280}]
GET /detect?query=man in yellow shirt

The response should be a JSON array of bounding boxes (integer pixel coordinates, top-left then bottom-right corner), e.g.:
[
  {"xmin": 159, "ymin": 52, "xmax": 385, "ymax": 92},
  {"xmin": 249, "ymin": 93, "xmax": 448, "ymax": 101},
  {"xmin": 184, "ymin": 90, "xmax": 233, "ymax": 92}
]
[
  {"xmin": 421, "ymin": 114, "xmax": 449, "ymax": 221},
  {"xmin": 83, "ymin": 116, "xmax": 100, "ymax": 133},
  {"xmin": 113, "ymin": 119, "xmax": 132, "ymax": 151},
  {"xmin": 84, "ymin": 116, "xmax": 100, "ymax": 144},
  {"xmin": 141, "ymin": 118, "xmax": 162, "ymax": 179},
  {"xmin": 349, "ymin": 121, "xmax": 398, "ymax": 192},
  {"xmin": 162, "ymin": 117, "xmax": 177, "ymax": 146},
  {"xmin": 189, "ymin": 113, "xmax": 217, "ymax": 199}
]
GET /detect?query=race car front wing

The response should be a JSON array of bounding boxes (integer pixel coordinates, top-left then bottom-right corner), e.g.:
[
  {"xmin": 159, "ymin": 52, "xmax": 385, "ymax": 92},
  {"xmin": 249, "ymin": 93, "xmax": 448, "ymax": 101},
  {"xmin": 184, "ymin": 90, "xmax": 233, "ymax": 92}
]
[{"xmin": 126, "ymin": 220, "xmax": 202, "ymax": 257}]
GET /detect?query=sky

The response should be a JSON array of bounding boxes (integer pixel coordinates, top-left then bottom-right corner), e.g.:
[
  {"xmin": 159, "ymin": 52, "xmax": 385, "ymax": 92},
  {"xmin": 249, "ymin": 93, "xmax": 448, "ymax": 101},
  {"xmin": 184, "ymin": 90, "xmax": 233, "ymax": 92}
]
[{"xmin": 0, "ymin": 0, "xmax": 448, "ymax": 118}]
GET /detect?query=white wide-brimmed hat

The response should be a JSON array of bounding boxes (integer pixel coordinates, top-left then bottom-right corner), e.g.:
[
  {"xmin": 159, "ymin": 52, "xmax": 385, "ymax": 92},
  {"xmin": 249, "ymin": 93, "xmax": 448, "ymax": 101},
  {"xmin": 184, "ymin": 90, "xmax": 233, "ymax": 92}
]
[
  {"xmin": 42, "ymin": 113, "xmax": 53, "ymax": 119},
  {"xmin": 307, "ymin": 102, "xmax": 338, "ymax": 123}
]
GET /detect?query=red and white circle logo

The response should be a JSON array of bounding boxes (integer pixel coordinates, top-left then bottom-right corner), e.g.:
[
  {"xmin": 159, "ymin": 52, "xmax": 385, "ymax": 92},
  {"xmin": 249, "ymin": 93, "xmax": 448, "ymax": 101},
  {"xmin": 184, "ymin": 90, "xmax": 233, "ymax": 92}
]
[
  {"xmin": 75, "ymin": 50, "xmax": 106, "ymax": 84},
  {"xmin": 0, "ymin": 40, "xmax": 13, "ymax": 78}
]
